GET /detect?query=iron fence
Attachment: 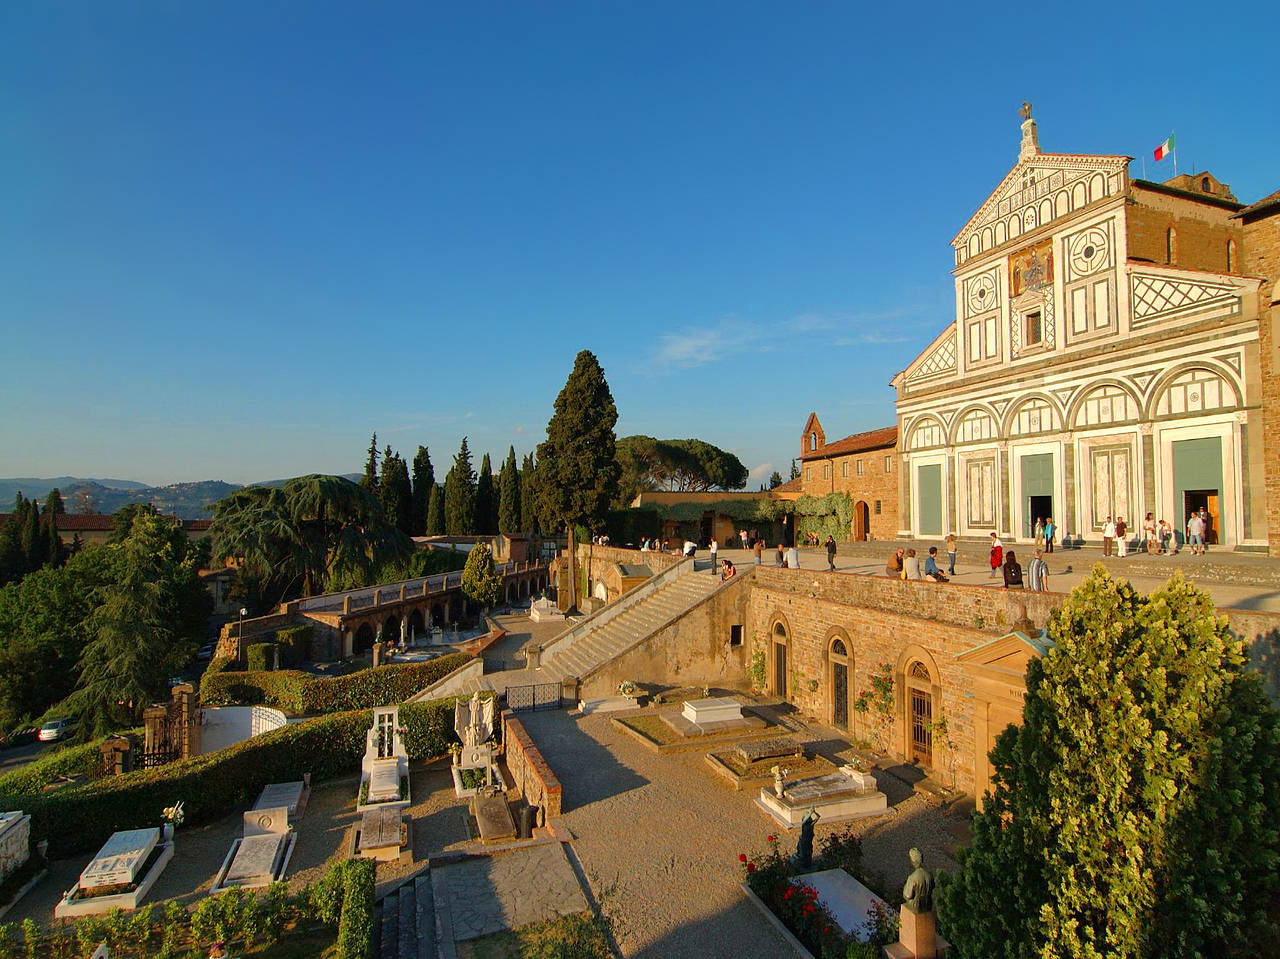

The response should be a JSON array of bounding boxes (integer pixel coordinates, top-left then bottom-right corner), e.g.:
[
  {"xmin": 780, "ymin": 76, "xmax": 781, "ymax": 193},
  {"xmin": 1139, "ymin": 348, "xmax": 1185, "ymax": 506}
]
[{"xmin": 505, "ymin": 682, "xmax": 562, "ymax": 712}]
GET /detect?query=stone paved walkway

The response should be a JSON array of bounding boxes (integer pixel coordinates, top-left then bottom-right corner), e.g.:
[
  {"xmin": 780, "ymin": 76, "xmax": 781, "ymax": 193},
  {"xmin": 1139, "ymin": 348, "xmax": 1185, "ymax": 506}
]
[
  {"xmin": 433, "ymin": 842, "xmax": 587, "ymax": 942},
  {"xmin": 516, "ymin": 707, "xmax": 963, "ymax": 959}
]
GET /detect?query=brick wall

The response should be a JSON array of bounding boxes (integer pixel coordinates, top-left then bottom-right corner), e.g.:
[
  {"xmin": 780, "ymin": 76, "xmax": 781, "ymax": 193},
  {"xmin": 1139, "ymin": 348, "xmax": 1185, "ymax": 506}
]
[
  {"xmin": 1127, "ymin": 186, "xmax": 1242, "ymax": 271},
  {"xmin": 799, "ymin": 450, "xmax": 900, "ymax": 541},
  {"xmin": 1242, "ymin": 210, "xmax": 1280, "ymax": 554},
  {"xmin": 501, "ymin": 711, "xmax": 562, "ymax": 820}
]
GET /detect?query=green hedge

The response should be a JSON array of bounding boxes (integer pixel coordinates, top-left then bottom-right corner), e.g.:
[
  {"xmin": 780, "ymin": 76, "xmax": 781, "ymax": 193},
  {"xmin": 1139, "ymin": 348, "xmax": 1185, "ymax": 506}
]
[
  {"xmin": 200, "ymin": 653, "xmax": 474, "ymax": 716},
  {"xmin": 336, "ymin": 858, "xmax": 377, "ymax": 959},
  {"xmin": 247, "ymin": 642, "xmax": 277, "ymax": 672},
  {"xmin": 275, "ymin": 625, "xmax": 313, "ymax": 667},
  {"xmin": 15, "ymin": 692, "xmax": 489, "ymax": 859}
]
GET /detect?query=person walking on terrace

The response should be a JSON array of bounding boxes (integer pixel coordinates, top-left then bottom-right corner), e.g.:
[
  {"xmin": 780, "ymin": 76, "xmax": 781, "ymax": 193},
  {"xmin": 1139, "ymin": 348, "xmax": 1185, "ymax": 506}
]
[
  {"xmin": 1115, "ymin": 517, "xmax": 1128, "ymax": 557},
  {"xmin": 753, "ymin": 538, "xmax": 764, "ymax": 565},
  {"xmin": 1043, "ymin": 517, "xmax": 1056, "ymax": 554},
  {"xmin": 1026, "ymin": 549, "xmax": 1049, "ymax": 592},
  {"xmin": 989, "ymin": 532, "xmax": 1003, "ymax": 578},
  {"xmin": 825, "ymin": 535, "xmax": 837, "ymax": 571},
  {"xmin": 709, "ymin": 537, "xmax": 718, "ymax": 575},
  {"xmin": 1102, "ymin": 516, "xmax": 1116, "ymax": 556},
  {"xmin": 1002, "ymin": 549, "xmax": 1024, "ymax": 589},
  {"xmin": 946, "ymin": 532, "xmax": 957, "ymax": 575}
]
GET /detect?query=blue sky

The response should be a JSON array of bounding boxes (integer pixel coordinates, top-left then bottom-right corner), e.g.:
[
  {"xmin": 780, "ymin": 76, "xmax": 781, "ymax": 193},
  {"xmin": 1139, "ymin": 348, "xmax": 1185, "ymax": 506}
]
[{"xmin": 3, "ymin": 2, "xmax": 1277, "ymax": 486}]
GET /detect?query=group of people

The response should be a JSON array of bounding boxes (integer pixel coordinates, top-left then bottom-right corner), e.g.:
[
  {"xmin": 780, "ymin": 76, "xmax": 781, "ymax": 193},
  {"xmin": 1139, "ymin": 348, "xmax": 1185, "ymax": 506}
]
[
  {"xmin": 1099, "ymin": 508, "xmax": 1213, "ymax": 556},
  {"xmin": 985, "ymin": 532, "xmax": 1050, "ymax": 591},
  {"xmin": 885, "ymin": 532, "xmax": 1051, "ymax": 592},
  {"xmin": 885, "ymin": 546, "xmax": 952, "ymax": 583}
]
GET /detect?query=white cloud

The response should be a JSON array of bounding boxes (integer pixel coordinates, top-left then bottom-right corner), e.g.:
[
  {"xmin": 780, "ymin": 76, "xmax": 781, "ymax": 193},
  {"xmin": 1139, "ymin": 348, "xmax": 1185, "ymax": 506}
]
[{"xmin": 749, "ymin": 461, "xmax": 774, "ymax": 480}]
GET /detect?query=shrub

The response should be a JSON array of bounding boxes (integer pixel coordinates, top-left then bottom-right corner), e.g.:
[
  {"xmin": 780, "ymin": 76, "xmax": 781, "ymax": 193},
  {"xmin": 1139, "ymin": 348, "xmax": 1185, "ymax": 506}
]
[
  {"xmin": 14, "ymin": 693, "xmax": 482, "ymax": 859},
  {"xmin": 275, "ymin": 626, "xmax": 313, "ymax": 667},
  {"xmin": 336, "ymin": 858, "xmax": 376, "ymax": 959},
  {"xmin": 246, "ymin": 643, "xmax": 277, "ymax": 672},
  {"xmin": 199, "ymin": 653, "xmax": 473, "ymax": 716},
  {"xmin": 0, "ymin": 733, "xmax": 138, "ymax": 800}
]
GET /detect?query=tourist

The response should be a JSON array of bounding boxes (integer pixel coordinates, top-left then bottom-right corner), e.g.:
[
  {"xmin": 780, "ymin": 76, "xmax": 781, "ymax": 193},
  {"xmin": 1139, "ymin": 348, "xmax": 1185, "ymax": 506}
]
[
  {"xmin": 720, "ymin": 559, "xmax": 737, "ymax": 581},
  {"xmin": 923, "ymin": 546, "xmax": 948, "ymax": 582},
  {"xmin": 1102, "ymin": 515, "xmax": 1116, "ymax": 556},
  {"xmin": 740, "ymin": 528, "xmax": 750, "ymax": 550},
  {"xmin": 903, "ymin": 548, "xmax": 922, "ymax": 580},
  {"xmin": 989, "ymin": 532, "xmax": 1003, "ymax": 578},
  {"xmin": 886, "ymin": 548, "xmax": 904, "ymax": 578},
  {"xmin": 825, "ymin": 535, "xmax": 837, "ymax": 571},
  {"xmin": 1200, "ymin": 507, "xmax": 1212, "ymax": 552},
  {"xmin": 1034, "ymin": 516, "xmax": 1044, "ymax": 548},
  {"xmin": 710, "ymin": 537, "xmax": 718, "ymax": 574},
  {"xmin": 1158, "ymin": 517, "xmax": 1173, "ymax": 553},
  {"xmin": 1142, "ymin": 512, "xmax": 1157, "ymax": 554},
  {"xmin": 753, "ymin": 538, "xmax": 764, "ymax": 565},
  {"xmin": 640, "ymin": 537, "xmax": 650, "ymax": 552},
  {"xmin": 1002, "ymin": 549, "xmax": 1024, "ymax": 589},
  {"xmin": 1027, "ymin": 548, "xmax": 1049, "ymax": 591},
  {"xmin": 786, "ymin": 544, "xmax": 800, "ymax": 570},
  {"xmin": 683, "ymin": 539, "xmax": 697, "ymax": 558},
  {"xmin": 1115, "ymin": 516, "xmax": 1128, "ymax": 557},
  {"xmin": 946, "ymin": 532, "xmax": 957, "ymax": 575},
  {"xmin": 1188, "ymin": 511, "xmax": 1206, "ymax": 556},
  {"xmin": 1044, "ymin": 517, "xmax": 1056, "ymax": 554},
  {"xmin": 775, "ymin": 543, "xmax": 785, "ymax": 567}
]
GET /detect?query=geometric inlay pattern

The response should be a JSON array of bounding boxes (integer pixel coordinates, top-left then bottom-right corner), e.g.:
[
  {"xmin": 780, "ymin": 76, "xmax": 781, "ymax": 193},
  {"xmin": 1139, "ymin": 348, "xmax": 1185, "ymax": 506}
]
[
  {"xmin": 1128, "ymin": 370, "xmax": 1158, "ymax": 393},
  {"xmin": 966, "ymin": 272, "xmax": 997, "ymax": 317},
  {"xmin": 1215, "ymin": 352, "xmax": 1242, "ymax": 375},
  {"xmin": 1068, "ymin": 226, "xmax": 1111, "ymax": 279},
  {"xmin": 1131, "ymin": 273, "xmax": 1238, "ymax": 324},
  {"xmin": 907, "ymin": 330, "xmax": 957, "ymax": 382}
]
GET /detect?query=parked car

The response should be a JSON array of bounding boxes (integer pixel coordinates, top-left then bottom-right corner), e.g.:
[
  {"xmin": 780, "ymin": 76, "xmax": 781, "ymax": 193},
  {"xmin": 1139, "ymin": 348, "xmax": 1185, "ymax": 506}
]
[
  {"xmin": 196, "ymin": 643, "xmax": 216, "ymax": 662},
  {"xmin": 37, "ymin": 717, "xmax": 75, "ymax": 742}
]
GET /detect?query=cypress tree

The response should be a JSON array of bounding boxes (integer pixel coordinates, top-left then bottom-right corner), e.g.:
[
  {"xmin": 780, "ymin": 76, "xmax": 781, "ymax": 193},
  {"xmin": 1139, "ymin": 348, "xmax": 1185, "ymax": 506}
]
[
  {"xmin": 43, "ymin": 509, "xmax": 63, "ymax": 568},
  {"xmin": 426, "ymin": 483, "xmax": 445, "ymax": 536},
  {"xmin": 20, "ymin": 498, "xmax": 45, "ymax": 571},
  {"xmin": 520, "ymin": 453, "xmax": 539, "ymax": 535},
  {"xmin": 360, "ymin": 432, "xmax": 379, "ymax": 492},
  {"xmin": 379, "ymin": 448, "xmax": 413, "ymax": 534},
  {"xmin": 410, "ymin": 446, "xmax": 434, "ymax": 535},
  {"xmin": 535, "ymin": 350, "xmax": 619, "ymax": 610},
  {"xmin": 43, "ymin": 488, "xmax": 66, "ymax": 516},
  {"xmin": 474, "ymin": 453, "xmax": 496, "ymax": 535},
  {"xmin": 498, "ymin": 446, "xmax": 520, "ymax": 534},
  {"xmin": 444, "ymin": 438, "xmax": 476, "ymax": 535}
]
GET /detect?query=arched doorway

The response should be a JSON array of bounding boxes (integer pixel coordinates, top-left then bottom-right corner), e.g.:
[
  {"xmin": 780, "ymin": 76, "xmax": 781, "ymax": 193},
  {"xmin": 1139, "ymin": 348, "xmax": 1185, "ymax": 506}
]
[
  {"xmin": 383, "ymin": 615, "xmax": 400, "ymax": 644},
  {"xmin": 407, "ymin": 609, "xmax": 424, "ymax": 640},
  {"xmin": 355, "ymin": 623, "xmax": 375, "ymax": 654},
  {"xmin": 853, "ymin": 501, "xmax": 870, "ymax": 541},
  {"xmin": 829, "ymin": 635, "xmax": 850, "ymax": 729},
  {"xmin": 905, "ymin": 660, "xmax": 934, "ymax": 766},
  {"xmin": 770, "ymin": 620, "xmax": 790, "ymax": 699}
]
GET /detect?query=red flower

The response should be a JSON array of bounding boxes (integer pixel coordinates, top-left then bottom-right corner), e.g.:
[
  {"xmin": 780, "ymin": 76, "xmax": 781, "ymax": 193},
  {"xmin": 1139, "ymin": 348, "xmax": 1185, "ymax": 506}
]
[
  {"xmin": 784, "ymin": 886, "xmax": 793, "ymax": 899},
  {"xmin": 747, "ymin": 862, "xmax": 756, "ymax": 873},
  {"xmin": 738, "ymin": 853, "xmax": 746, "ymax": 862},
  {"xmin": 766, "ymin": 835, "xmax": 776, "ymax": 843}
]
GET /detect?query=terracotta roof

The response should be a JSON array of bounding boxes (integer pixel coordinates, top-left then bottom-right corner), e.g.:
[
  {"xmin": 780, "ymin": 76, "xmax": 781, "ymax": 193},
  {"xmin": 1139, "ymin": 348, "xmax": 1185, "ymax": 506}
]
[
  {"xmin": 183, "ymin": 519, "xmax": 212, "ymax": 531},
  {"xmin": 801, "ymin": 425, "xmax": 898, "ymax": 461},
  {"xmin": 54, "ymin": 515, "xmax": 116, "ymax": 531},
  {"xmin": 771, "ymin": 477, "xmax": 803, "ymax": 493},
  {"xmin": 1232, "ymin": 187, "xmax": 1280, "ymax": 219}
]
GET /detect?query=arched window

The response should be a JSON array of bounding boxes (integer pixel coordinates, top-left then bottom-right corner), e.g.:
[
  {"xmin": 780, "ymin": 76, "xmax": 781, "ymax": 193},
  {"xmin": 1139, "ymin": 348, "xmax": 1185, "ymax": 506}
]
[
  {"xmin": 910, "ymin": 661, "xmax": 931, "ymax": 681},
  {"xmin": 810, "ymin": 431, "xmax": 817, "ymax": 451},
  {"xmin": 1201, "ymin": 176, "xmax": 1211, "ymax": 192},
  {"xmin": 1166, "ymin": 226, "xmax": 1177, "ymax": 265},
  {"xmin": 831, "ymin": 638, "xmax": 847, "ymax": 657}
]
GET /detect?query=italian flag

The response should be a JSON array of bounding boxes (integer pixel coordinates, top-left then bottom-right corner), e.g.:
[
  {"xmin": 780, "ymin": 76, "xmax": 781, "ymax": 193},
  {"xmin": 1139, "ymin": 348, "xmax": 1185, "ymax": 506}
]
[{"xmin": 1154, "ymin": 134, "xmax": 1175, "ymax": 161}]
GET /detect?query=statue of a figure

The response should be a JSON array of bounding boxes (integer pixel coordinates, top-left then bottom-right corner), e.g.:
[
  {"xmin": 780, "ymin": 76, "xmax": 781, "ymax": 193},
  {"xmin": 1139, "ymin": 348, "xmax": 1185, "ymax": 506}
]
[
  {"xmin": 1019, "ymin": 100, "xmax": 1033, "ymax": 120},
  {"xmin": 791, "ymin": 806, "xmax": 820, "ymax": 871},
  {"xmin": 902, "ymin": 847, "xmax": 934, "ymax": 913},
  {"xmin": 771, "ymin": 764, "xmax": 789, "ymax": 799}
]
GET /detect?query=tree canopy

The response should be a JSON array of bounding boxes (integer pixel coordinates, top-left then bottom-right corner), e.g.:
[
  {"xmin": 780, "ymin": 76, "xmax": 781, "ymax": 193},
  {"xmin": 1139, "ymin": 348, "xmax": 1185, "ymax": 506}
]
[
  {"xmin": 410, "ymin": 445, "xmax": 434, "ymax": 536},
  {"xmin": 460, "ymin": 542, "xmax": 502, "ymax": 609},
  {"xmin": 379, "ymin": 446, "xmax": 413, "ymax": 535},
  {"xmin": 498, "ymin": 446, "xmax": 520, "ymax": 534},
  {"xmin": 937, "ymin": 567, "xmax": 1280, "ymax": 959},
  {"xmin": 444, "ymin": 438, "xmax": 476, "ymax": 536},
  {"xmin": 519, "ymin": 452, "xmax": 539, "ymax": 535},
  {"xmin": 474, "ymin": 453, "xmax": 497, "ymax": 535},
  {"xmin": 615, "ymin": 435, "xmax": 748, "ymax": 504}
]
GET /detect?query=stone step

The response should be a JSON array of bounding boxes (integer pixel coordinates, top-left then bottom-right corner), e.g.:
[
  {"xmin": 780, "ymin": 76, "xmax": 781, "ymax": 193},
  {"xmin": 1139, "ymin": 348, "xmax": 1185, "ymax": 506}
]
[
  {"xmin": 398, "ymin": 884, "xmax": 415, "ymax": 959},
  {"xmin": 416, "ymin": 873, "xmax": 436, "ymax": 959},
  {"xmin": 380, "ymin": 894, "xmax": 398, "ymax": 959}
]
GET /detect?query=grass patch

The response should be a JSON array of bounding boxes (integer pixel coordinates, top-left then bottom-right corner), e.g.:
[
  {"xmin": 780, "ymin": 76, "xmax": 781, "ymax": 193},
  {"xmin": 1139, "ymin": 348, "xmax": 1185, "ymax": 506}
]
[
  {"xmin": 249, "ymin": 926, "xmax": 339, "ymax": 957},
  {"xmin": 457, "ymin": 912, "xmax": 611, "ymax": 959},
  {"xmin": 613, "ymin": 714, "xmax": 681, "ymax": 746}
]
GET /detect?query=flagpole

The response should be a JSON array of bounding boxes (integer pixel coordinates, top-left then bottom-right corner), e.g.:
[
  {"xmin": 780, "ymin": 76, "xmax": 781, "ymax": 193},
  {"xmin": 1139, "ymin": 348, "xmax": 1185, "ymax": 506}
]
[{"xmin": 1141, "ymin": 155, "xmax": 1146, "ymax": 180}]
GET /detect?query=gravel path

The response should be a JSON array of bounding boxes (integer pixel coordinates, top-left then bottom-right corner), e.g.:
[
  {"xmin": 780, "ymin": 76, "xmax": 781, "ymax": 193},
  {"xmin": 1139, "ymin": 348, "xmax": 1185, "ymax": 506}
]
[{"xmin": 517, "ymin": 708, "xmax": 964, "ymax": 958}]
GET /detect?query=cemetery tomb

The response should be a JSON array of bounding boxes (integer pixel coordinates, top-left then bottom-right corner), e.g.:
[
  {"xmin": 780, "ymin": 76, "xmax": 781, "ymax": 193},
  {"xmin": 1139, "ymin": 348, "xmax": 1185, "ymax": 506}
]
[
  {"xmin": 252, "ymin": 778, "xmax": 309, "ymax": 816},
  {"xmin": 210, "ymin": 807, "xmax": 296, "ymax": 893},
  {"xmin": 682, "ymin": 696, "xmax": 743, "ymax": 725},
  {"xmin": 756, "ymin": 764, "xmax": 889, "ymax": 829},
  {"xmin": 359, "ymin": 705, "xmax": 410, "ymax": 811},
  {"xmin": 56, "ymin": 827, "xmax": 174, "ymax": 917},
  {"xmin": 472, "ymin": 792, "xmax": 517, "ymax": 844},
  {"xmin": 800, "ymin": 869, "xmax": 889, "ymax": 941},
  {"xmin": 0, "ymin": 811, "xmax": 31, "ymax": 885},
  {"xmin": 356, "ymin": 805, "xmax": 411, "ymax": 862},
  {"xmin": 368, "ymin": 762, "xmax": 402, "ymax": 803}
]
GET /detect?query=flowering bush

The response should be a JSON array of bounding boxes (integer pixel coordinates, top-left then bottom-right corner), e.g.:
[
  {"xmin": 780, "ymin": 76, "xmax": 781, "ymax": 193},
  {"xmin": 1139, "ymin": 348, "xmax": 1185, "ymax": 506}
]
[{"xmin": 851, "ymin": 661, "xmax": 894, "ymax": 749}]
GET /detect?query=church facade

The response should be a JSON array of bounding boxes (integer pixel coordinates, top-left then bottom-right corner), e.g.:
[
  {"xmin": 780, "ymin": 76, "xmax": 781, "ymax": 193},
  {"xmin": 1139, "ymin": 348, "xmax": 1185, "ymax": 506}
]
[{"xmin": 892, "ymin": 114, "xmax": 1268, "ymax": 549}]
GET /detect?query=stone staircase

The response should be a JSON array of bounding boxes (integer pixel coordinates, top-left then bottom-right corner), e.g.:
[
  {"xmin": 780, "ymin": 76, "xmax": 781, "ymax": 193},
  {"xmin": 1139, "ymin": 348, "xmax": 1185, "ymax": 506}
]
[
  {"xmin": 541, "ymin": 570, "xmax": 721, "ymax": 682},
  {"xmin": 371, "ymin": 871, "xmax": 436, "ymax": 959}
]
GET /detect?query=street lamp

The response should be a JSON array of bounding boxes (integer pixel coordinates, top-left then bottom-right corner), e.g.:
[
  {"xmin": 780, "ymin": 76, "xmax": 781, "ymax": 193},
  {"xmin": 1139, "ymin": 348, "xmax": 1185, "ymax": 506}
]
[{"xmin": 238, "ymin": 607, "xmax": 247, "ymax": 661}]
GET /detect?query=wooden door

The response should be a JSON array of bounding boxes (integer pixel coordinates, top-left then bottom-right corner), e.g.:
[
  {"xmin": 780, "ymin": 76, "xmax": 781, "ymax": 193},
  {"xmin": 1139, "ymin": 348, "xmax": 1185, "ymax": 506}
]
[
  {"xmin": 910, "ymin": 688, "xmax": 932, "ymax": 765},
  {"xmin": 832, "ymin": 662, "xmax": 848, "ymax": 729},
  {"xmin": 1206, "ymin": 493, "xmax": 1220, "ymax": 545}
]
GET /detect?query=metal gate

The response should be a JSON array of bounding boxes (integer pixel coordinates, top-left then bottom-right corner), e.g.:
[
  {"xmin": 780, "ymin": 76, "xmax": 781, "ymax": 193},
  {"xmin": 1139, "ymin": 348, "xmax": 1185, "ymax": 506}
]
[
  {"xmin": 505, "ymin": 682, "xmax": 561, "ymax": 712},
  {"xmin": 832, "ymin": 662, "xmax": 848, "ymax": 729},
  {"xmin": 910, "ymin": 688, "xmax": 933, "ymax": 765}
]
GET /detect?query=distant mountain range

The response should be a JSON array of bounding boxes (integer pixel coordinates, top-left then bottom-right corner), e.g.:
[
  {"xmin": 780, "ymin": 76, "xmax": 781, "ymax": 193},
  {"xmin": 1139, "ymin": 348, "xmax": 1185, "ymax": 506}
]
[{"xmin": 0, "ymin": 474, "xmax": 360, "ymax": 519}]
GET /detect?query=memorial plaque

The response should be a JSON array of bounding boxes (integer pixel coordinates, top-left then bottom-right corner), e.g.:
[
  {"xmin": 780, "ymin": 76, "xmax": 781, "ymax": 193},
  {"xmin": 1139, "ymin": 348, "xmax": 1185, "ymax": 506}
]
[
  {"xmin": 783, "ymin": 772, "xmax": 861, "ymax": 804},
  {"xmin": 79, "ymin": 828, "xmax": 159, "ymax": 888},
  {"xmin": 224, "ymin": 835, "xmax": 285, "ymax": 885},
  {"xmin": 368, "ymin": 763, "xmax": 401, "ymax": 802},
  {"xmin": 733, "ymin": 737, "xmax": 802, "ymax": 764},
  {"xmin": 253, "ymin": 782, "xmax": 305, "ymax": 815},
  {"xmin": 243, "ymin": 806, "xmax": 289, "ymax": 837},
  {"xmin": 358, "ymin": 807, "xmax": 403, "ymax": 851},
  {"xmin": 682, "ymin": 697, "xmax": 742, "ymax": 725},
  {"xmin": 472, "ymin": 793, "xmax": 516, "ymax": 843}
]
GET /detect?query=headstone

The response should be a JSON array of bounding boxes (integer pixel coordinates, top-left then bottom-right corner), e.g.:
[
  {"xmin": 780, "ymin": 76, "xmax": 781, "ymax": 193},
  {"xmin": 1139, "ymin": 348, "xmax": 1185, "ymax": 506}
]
[
  {"xmin": 224, "ymin": 834, "xmax": 287, "ymax": 886},
  {"xmin": 454, "ymin": 692, "xmax": 495, "ymax": 747},
  {"xmin": 252, "ymin": 781, "xmax": 307, "ymax": 816},
  {"xmin": 368, "ymin": 762, "xmax": 401, "ymax": 803},
  {"xmin": 243, "ymin": 806, "xmax": 289, "ymax": 837},
  {"xmin": 79, "ymin": 828, "xmax": 159, "ymax": 889},
  {"xmin": 472, "ymin": 793, "xmax": 517, "ymax": 844},
  {"xmin": 733, "ymin": 738, "xmax": 803, "ymax": 765},
  {"xmin": 358, "ymin": 806, "xmax": 404, "ymax": 852},
  {"xmin": 0, "ymin": 811, "xmax": 31, "ymax": 883}
]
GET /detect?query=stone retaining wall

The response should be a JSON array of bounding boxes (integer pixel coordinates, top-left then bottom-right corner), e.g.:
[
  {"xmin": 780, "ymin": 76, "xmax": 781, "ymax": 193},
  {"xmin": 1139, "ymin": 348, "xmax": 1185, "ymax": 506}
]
[
  {"xmin": 575, "ymin": 543, "xmax": 683, "ymax": 574},
  {"xmin": 502, "ymin": 711, "xmax": 562, "ymax": 820}
]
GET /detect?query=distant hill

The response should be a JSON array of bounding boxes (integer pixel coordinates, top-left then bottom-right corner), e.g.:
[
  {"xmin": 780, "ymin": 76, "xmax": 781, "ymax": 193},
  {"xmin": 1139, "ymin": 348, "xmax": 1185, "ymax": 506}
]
[{"xmin": 0, "ymin": 473, "xmax": 362, "ymax": 519}]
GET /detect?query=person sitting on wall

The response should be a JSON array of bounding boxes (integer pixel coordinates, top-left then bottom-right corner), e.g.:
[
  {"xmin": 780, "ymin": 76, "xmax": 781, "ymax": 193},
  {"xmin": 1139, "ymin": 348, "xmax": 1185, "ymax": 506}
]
[
  {"xmin": 776, "ymin": 543, "xmax": 785, "ymax": 567},
  {"xmin": 721, "ymin": 559, "xmax": 737, "ymax": 581},
  {"xmin": 923, "ymin": 546, "xmax": 948, "ymax": 582},
  {"xmin": 683, "ymin": 539, "xmax": 697, "ymax": 558},
  {"xmin": 886, "ymin": 548, "xmax": 904, "ymax": 578},
  {"xmin": 1002, "ymin": 549, "xmax": 1024, "ymax": 589},
  {"xmin": 903, "ymin": 548, "xmax": 922, "ymax": 580}
]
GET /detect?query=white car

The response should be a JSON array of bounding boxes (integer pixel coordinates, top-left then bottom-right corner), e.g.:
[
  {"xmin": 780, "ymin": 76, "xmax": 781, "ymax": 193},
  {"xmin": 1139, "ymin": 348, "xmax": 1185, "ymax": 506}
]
[{"xmin": 38, "ymin": 718, "xmax": 74, "ymax": 742}]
